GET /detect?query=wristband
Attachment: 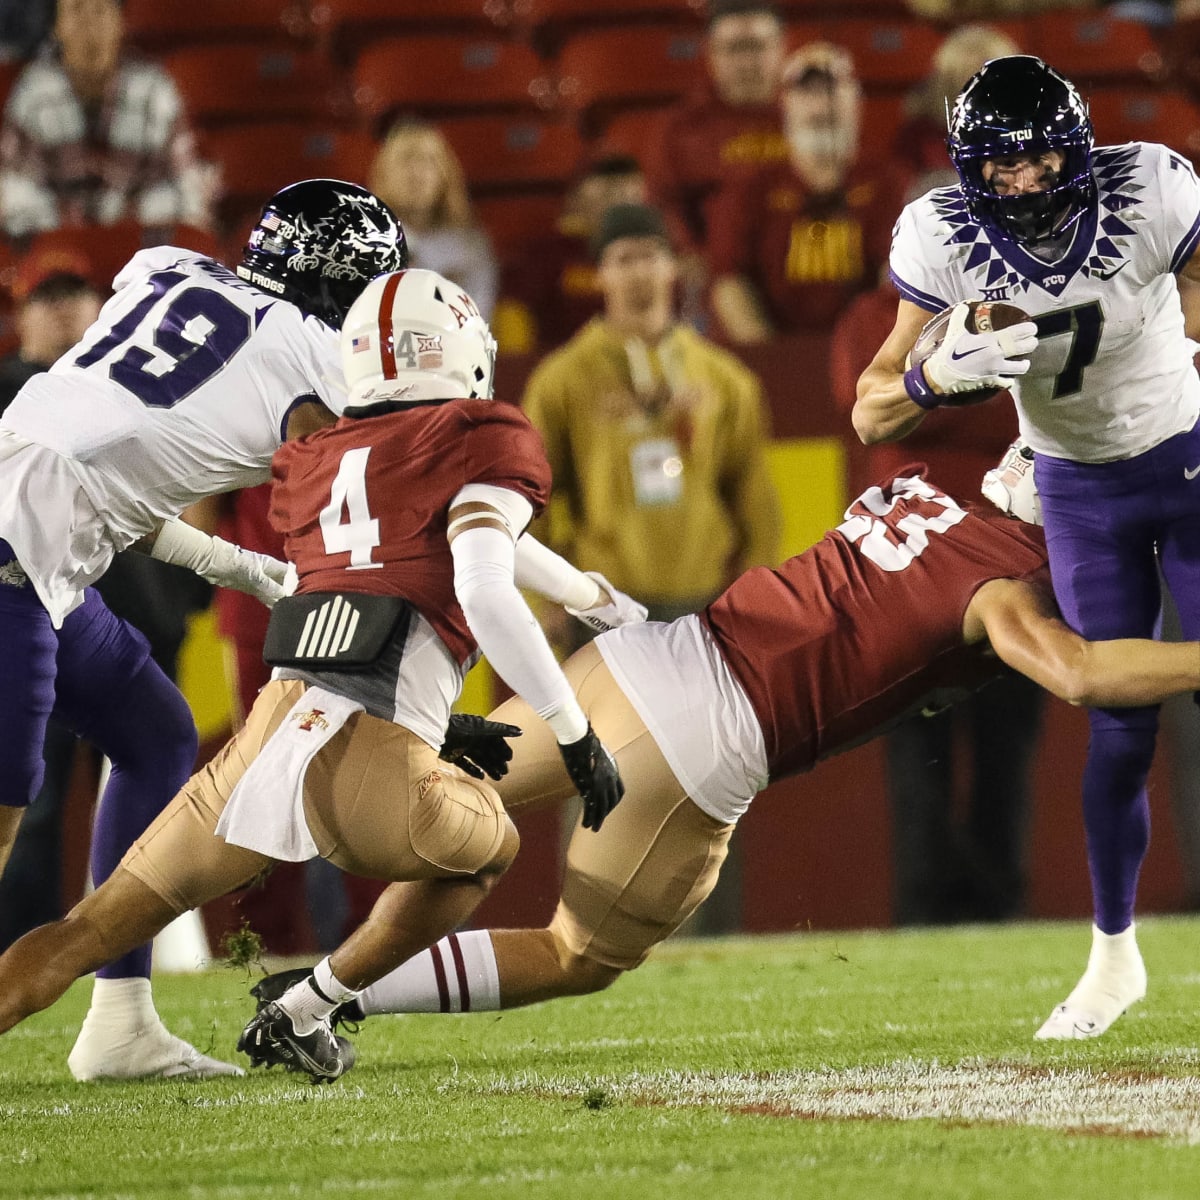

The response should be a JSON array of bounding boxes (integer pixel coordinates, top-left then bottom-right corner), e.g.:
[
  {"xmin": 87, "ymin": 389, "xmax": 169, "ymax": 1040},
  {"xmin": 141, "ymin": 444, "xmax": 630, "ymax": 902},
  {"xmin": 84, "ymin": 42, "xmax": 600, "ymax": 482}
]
[{"xmin": 903, "ymin": 363, "xmax": 942, "ymax": 411}]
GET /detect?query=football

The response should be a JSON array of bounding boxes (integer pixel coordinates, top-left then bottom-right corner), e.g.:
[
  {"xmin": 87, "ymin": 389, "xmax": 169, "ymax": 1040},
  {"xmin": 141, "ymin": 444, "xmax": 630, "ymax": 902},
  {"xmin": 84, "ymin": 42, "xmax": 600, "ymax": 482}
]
[{"xmin": 907, "ymin": 299, "xmax": 1033, "ymax": 406}]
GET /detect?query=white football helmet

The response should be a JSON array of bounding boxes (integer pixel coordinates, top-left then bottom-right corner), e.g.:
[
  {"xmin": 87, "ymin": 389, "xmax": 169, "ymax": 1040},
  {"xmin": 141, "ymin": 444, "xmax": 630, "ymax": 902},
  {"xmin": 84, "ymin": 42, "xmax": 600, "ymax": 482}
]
[
  {"xmin": 338, "ymin": 268, "xmax": 497, "ymax": 415},
  {"xmin": 981, "ymin": 437, "xmax": 1042, "ymax": 525}
]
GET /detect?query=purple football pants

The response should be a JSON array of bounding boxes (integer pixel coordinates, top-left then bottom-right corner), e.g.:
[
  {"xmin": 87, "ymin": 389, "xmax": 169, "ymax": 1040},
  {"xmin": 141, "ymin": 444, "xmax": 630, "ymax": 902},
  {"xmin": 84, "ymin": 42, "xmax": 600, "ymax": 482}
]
[
  {"xmin": 0, "ymin": 544, "xmax": 198, "ymax": 978},
  {"xmin": 1036, "ymin": 419, "xmax": 1200, "ymax": 934}
]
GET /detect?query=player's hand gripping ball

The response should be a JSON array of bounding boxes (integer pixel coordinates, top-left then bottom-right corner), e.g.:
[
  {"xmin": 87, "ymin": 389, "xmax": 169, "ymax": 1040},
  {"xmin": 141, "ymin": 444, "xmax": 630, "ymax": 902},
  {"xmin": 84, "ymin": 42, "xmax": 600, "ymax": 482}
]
[{"xmin": 908, "ymin": 299, "xmax": 1037, "ymax": 405}]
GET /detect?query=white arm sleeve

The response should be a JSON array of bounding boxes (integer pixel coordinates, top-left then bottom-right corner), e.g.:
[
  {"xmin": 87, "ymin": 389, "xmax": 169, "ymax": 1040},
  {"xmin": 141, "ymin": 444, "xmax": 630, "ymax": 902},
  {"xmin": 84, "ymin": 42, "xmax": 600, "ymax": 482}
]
[
  {"xmin": 514, "ymin": 534, "xmax": 603, "ymax": 610},
  {"xmin": 451, "ymin": 523, "xmax": 588, "ymax": 744}
]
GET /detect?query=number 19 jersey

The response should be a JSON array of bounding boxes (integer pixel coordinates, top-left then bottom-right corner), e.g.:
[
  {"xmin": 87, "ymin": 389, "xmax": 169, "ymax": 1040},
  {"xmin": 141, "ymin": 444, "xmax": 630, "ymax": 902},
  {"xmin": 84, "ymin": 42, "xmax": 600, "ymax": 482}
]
[
  {"xmin": 890, "ymin": 142, "xmax": 1200, "ymax": 463},
  {"xmin": 0, "ymin": 247, "xmax": 346, "ymax": 623}
]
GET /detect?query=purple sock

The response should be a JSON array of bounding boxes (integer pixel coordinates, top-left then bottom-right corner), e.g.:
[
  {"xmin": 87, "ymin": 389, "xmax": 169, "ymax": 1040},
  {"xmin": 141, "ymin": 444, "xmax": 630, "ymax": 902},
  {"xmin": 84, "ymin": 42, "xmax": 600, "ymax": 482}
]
[
  {"xmin": 1082, "ymin": 718, "xmax": 1156, "ymax": 935},
  {"xmin": 51, "ymin": 591, "xmax": 198, "ymax": 979}
]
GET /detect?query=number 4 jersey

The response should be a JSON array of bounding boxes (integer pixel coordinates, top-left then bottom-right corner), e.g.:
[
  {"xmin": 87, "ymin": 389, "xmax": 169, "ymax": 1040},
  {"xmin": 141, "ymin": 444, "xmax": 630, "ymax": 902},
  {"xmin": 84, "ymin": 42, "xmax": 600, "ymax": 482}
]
[
  {"xmin": 890, "ymin": 142, "xmax": 1200, "ymax": 463},
  {"xmin": 0, "ymin": 247, "xmax": 347, "ymax": 624}
]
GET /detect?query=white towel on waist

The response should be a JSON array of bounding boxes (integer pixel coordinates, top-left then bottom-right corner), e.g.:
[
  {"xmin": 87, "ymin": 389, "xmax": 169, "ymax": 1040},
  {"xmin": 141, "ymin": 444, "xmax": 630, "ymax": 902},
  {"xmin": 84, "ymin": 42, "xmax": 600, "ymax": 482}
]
[{"xmin": 215, "ymin": 685, "xmax": 364, "ymax": 861}]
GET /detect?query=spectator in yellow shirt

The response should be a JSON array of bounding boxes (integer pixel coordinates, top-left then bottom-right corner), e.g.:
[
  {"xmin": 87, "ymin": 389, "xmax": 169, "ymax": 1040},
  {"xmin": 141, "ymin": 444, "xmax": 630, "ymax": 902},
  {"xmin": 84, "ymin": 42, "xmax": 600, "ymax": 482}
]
[{"xmin": 523, "ymin": 202, "xmax": 781, "ymax": 630}]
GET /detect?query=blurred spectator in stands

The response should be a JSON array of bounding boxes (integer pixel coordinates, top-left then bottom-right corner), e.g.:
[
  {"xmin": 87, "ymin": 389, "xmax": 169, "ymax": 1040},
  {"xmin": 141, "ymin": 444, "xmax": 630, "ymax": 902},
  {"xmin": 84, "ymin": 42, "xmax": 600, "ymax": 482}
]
[
  {"xmin": 644, "ymin": 0, "xmax": 787, "ymax": 292},
  {"xmin": 0, "ymin": 0, "xmax": 54, "ymax": 61},
  {"xmin": 906, "ymin": 0, "xmax": 1091, "ymax": 17},
  {"xmin": 892, "ymin": 24, "xmax": 1020, "ymax": 201},
  {"xmin": 709, "ymin": 42, "xmax": 895, "ymax": 344},
  {"xmin": 0, "ymin": 244, "xmax": 100, "ymax": 409},
  {"xmin": 368, "ymin": 118, "xmax": 497, "ymax": 317},
  {"xmin": 831, "ymin": 276, "xmax": 1044, "ymax": 924},
  {"xmin": 524, "ymin": 201, "xmax": 780, "ymax": 632},
  {"xmin": 493, "ymin": 152, "xmax": 645, "ymax": 355},
  {"xmin": 0, "ymin": 0, "xmax": 213, "ymax": 240},
  {"xmin": 523, "ymin": 201, "xmax": 779, "ymax": 935}
]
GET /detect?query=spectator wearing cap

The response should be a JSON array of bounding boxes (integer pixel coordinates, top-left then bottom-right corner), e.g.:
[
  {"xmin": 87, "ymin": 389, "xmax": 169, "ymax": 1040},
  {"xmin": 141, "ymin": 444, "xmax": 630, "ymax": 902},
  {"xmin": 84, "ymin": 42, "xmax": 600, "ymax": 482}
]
[
  {"xmin": 0, "ymin": 0, "xmax": 213, "ymax": 240},
  {"xmin": 494, "ymin": 153, "xmax": 646, "ymax": 355},
  {"xmin": 522, "ymin": 201, "xmax": 780, "ymax": 633},
  {"xmin": 708, "ymin": 42, "xmax": 899, "ymax": 344},
  {"xmin": 644, "ymin": 0, "xmax": 788, "ymax": 263},
  {"xmin": 0, "ymin": 244, "xmax": 100, "ymax": 410}
]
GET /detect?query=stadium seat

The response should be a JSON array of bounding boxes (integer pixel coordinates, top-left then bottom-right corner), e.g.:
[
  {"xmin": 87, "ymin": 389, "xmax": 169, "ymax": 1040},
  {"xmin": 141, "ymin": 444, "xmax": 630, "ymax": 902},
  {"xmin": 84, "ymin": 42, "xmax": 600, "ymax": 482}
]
[
  {"xmin": 1088, "ymin": 88, "xmax": 1200, "ymax": 161},
  {"xmin": 123, "ymin": 0, "xmax": 308, "ymax": 50},
  {"xmin": 1031, "ymin": 13, "xmax": 1163, "ymax": 84},
  {"xmin": 818, "ymin": 20, "xmax": 941, "ymax": 90},
  {"xmin": 514, "ymin": 0, "xmax": 702, "ymax": 33},
  {"xmin": 0, "ymin": 61, "xmax": 19, "ymax": 115},
  {"xmin": 439, "ymin": 115, "xmax": 584, "ymax": 188},
  {"xmin": 857, "ymin": 94, "xmax": 905, "ymax": 166},
  {"xmin": 311, "ymin": 0, "xmax": 512, "ymax": 59},
  {"xmin": 201, "ymin": 125, "xmax": 377, "ymax": 209},
  {"xmin": 475, "ymin": 192, "xmax": 564, "ymax": 252},
  {"xmin": 592, "ymin": 106, "xmax": 670, "ymax": 161},
  {"xmin": 556, "ymin": 25, "xmax": 704, "ymax": 114},
  {"xmin": 164, "ymin": 45, "xmax": 346, "ymax": 126},
  {"xmin": 353, "ymin": 36, "xmax": 555, "ymax": 127}
]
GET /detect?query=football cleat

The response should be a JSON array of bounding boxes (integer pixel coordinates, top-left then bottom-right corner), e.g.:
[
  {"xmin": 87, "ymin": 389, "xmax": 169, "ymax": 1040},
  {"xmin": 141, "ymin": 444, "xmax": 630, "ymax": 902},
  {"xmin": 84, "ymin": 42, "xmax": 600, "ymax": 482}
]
[
  {"xmin": 68, "ymin": 1017, "xmax": 244, "ymax": 1081},
  {"xmin": 1034, "ymin": 926, "xmax": 1147, "ymax": 1040},
  {"xmin": 237, "ymin": 1001, "xmax": 356, "ymax": 1083},
  {"xmin": 250, "ymin": 969, "xmax": 364, "ymax": 1032}
]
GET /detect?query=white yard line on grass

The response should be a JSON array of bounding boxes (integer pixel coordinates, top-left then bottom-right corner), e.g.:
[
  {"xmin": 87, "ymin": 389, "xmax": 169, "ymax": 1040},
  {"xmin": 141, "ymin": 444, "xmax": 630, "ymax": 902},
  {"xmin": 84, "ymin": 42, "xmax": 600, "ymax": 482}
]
[{"xmin": 481, "ymin": 1060, "xmax": 1200, "ymax": 1141}]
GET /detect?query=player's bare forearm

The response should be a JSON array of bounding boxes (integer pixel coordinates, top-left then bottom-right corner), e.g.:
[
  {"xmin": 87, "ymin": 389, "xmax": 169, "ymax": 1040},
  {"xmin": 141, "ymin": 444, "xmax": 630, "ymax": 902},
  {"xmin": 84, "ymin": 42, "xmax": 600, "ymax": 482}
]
[
  {"xmin": 852, "ymin": 365, "xmax": 927, "ymax": 444},
  {"xmin": 972, "ymin": 579, "xmax": 1200, "ymax": 707},
  {"xmin": 851, "ymin": 298, "xmax": 934, "ymax": 444}
]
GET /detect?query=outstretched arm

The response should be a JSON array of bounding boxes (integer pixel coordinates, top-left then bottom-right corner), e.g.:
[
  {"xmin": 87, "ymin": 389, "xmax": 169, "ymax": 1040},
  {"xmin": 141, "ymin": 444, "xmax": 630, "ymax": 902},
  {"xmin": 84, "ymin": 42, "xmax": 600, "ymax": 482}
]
[{"xmin": 966, "ymin": 578, "xmax": 1200, "ymax": 707}]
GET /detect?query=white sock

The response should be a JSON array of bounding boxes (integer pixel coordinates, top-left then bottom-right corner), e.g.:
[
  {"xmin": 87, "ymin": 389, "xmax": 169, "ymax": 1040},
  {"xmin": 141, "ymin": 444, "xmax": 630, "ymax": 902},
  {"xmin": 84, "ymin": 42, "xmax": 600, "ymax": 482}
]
[
  {"xmin": 1084, "ymin": 922, "xmax": 1141, "ymax": 977},
  {"xmin": 359, "ymin": 931, "xmax": 500, "ymax": 1015},
  {"xmin": 279, "ymin": 956, "xmax": 359, "ymax": 1035},
  {"xmin": 85, "ymin": 977, "xmax": 160, "ymax": 1029}
]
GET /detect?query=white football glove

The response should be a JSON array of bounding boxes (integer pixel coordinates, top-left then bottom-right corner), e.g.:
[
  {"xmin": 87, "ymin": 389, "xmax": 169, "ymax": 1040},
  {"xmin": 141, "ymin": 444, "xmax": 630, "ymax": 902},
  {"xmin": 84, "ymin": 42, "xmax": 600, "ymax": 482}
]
[
  {"xmin": 150, "ymin": 519, "xmax": 294, "ymax": 607},
  {"xmin": 565, "ymin": 572, "xmax": 648, "ymax": 633},
  {"xmin": 981, "ymin": 438, "xmax": 1043, "ymax": 526},
  {"xmin": 923, "ymin": 301, "xmax": 1039, "ymax": 395}
]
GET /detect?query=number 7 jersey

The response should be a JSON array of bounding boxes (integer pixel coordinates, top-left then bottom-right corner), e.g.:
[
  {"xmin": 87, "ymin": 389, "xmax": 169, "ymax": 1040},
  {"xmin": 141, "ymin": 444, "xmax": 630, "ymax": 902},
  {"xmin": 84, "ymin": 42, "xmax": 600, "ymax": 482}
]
[
  {"xmin": 890, "ymin": 142, "xmax": 1200, "ymax": 463},
  {"xmin": 0, "ymin": 247, "xmax": 347, "ymax": 623}
]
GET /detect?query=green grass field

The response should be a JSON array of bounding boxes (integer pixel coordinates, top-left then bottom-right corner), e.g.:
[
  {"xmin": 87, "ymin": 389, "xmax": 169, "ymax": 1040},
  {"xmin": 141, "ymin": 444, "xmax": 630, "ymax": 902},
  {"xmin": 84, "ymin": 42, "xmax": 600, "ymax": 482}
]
[{"xmin": 5, "ymin": 917, "xmax": 1200, "ymax": 1200}]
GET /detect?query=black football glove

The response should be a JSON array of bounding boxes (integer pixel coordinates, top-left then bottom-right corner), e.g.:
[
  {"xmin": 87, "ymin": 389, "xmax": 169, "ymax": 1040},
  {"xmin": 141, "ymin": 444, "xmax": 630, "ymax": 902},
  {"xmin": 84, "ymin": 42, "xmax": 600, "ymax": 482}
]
[
  {"xmin": 439, "ymin": 713, "xmax": 523, "ymax": 781},
  {"xmin": 559, "ymin": 725, "xmax": 624, "ymax": 831}
]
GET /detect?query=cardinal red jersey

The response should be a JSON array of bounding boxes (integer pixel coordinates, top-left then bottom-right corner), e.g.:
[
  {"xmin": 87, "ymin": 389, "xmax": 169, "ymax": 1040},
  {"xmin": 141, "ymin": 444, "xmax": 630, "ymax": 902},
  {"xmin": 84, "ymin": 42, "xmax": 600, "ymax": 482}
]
[
  {"xmin": 270, "ymin": 399, "xmax": 551, "ymax": 666},
  {"xmin": 700, "ymin": 471, "xmax": 1049, "ymax": 780}
]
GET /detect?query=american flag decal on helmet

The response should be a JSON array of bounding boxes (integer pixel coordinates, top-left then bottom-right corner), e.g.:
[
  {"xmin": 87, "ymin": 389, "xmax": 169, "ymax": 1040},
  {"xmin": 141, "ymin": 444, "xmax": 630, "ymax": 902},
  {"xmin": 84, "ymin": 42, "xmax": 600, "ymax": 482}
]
[{"xmin": 351, "ymin": 334, "xmax": 371, "ymax": 353}]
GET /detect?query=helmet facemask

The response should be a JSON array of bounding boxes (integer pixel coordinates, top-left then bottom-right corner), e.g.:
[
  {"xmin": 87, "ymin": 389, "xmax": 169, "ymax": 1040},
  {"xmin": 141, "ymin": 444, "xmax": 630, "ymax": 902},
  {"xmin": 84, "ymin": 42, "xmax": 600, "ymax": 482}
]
[{"xmin": 946, "ymin": 56, "xmax": 1096, "ymax": 247}]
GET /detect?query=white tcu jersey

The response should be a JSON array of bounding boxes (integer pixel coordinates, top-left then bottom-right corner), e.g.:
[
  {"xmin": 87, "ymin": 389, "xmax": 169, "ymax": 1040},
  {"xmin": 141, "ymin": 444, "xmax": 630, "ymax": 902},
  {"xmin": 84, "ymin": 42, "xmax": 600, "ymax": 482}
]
[
  {"xmin": 891, "ymin": 142, "xmax": 1200, "ymax": 463},
  {"xmin": 0, "ymin": 247, "xmax": 347, "ymax": 624}
]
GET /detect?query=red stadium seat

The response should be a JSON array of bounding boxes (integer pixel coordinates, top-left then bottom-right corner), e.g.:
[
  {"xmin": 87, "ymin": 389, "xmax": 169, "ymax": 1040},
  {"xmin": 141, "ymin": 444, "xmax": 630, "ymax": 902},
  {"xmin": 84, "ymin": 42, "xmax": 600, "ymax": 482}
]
[
  {"xmin": 353, "ymin": 36, "xmax": 555, "ymax": 126},
  {"xmin": 475, "ymin": 192, "xmax": 564, "ymax": 252},
  {"xmin": 201, "ymin": 125, "xmax": 377, "ymax": 209},
  {"xmin": 164, "ymin": 45, "xmax": 347, "ymax": 126},
  {"xmin": 592, "ymin": 106, "xmax": 670, "ymax": 162},
  {"xmin": 439, "ymin": 115, "xmax": 584, "ymax": 188},
  {"xmin": 1032, "ymin": 14, "xmax": 1163, "ymax": 84},
  {"xmin": 819, "ymin": 19, "xmax": 941, "ymax": 90},
  {"xmin": 0, "ymin": 61, "xmax": 19, "ymax": 115},
  {"xmin": 1088, "ymin": 88, "xmax": 1200, "ymax": 161},
  {"xmin": 123, "ymin": 0, "xmax": 308, "ymax": 50},
  {"xmin": 556, "ymin": 25, "xmax": 704, "ymax": 114},
  {"xmin": 857, "ymin": 94, "xmax": 905, "ymax": 165},
  {"xmin": 515, "ymin": 0, "xmax": 702, "ymax": 31},
  {"xmin": 311, "ymin": 0, "xmax": 511, "ymax": 58}
]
